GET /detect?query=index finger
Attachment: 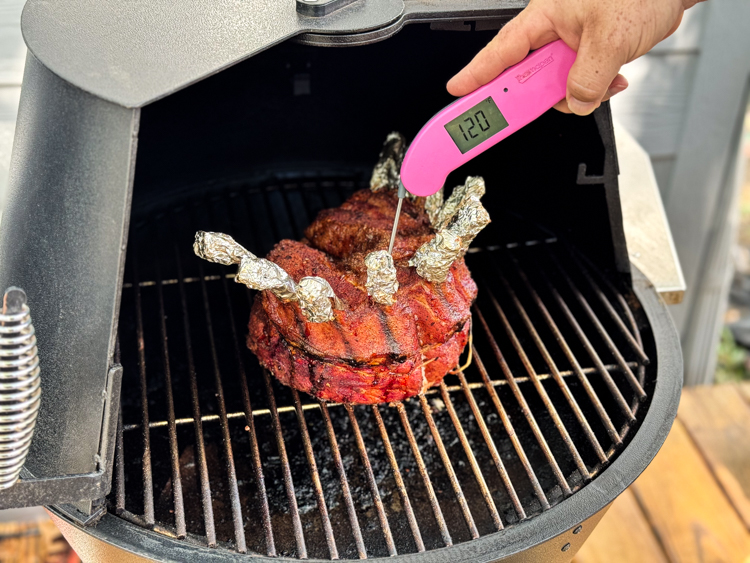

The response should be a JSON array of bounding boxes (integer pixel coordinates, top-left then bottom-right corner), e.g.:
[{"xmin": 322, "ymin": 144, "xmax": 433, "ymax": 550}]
[{"xmin": 447, "ymin": 9, "xmax": 558, "ymax": 96}]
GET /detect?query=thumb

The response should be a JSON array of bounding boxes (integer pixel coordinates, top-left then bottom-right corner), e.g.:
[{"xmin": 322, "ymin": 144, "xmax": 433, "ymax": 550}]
[
  {"xmin": 447, "ymin": 9, "xmax": 557, "ymax": 97},
  {"xmin": 565, "ymin": 28, "xmax": 625, "ymax": 116}
]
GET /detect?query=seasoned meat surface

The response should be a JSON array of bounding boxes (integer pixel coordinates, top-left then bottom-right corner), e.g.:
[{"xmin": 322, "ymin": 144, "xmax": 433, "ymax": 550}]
[
  {"xmin": 247, "ymin": 188, "xmax": 477, "ymax": 404},
  {"xmin": 304, "ymin": 189, "xmax": 434, "ymax": 262}
]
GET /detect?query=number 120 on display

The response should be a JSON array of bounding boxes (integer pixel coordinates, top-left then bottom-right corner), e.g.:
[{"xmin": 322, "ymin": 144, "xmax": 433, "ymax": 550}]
[{"xmin": 443, "ymin": 97, "xmax": 510, "ymax": 155}]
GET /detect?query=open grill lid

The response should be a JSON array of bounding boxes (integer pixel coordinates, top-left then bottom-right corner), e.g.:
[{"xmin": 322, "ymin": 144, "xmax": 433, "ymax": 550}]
[{"xmin": 21, "ymin": 0, "xmax": 530, "ymax": 108}]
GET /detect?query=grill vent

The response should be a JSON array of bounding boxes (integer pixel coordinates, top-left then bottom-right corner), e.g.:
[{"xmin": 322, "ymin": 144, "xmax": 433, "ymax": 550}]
[{"xmin": 111, "ymin": 178, "xmax": 652, "ymax": 559}]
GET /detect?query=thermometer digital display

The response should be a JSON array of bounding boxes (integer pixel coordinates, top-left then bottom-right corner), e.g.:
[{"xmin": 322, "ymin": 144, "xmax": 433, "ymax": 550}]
[{"xmin": 444, "ymin": 97, "xmax": 509, "ymax": 154}]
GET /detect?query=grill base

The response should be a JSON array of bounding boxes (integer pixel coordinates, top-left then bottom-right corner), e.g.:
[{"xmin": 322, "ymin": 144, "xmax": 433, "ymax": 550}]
[{"xmin": 50, "ymin": 505, "xmax": 610, "ymax": 563}]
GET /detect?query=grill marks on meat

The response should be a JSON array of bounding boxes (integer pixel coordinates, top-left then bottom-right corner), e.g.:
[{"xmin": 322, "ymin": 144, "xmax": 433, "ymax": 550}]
[{"xmin": 248, "ymin": 189, "xmax": 477, "ymax": 404}]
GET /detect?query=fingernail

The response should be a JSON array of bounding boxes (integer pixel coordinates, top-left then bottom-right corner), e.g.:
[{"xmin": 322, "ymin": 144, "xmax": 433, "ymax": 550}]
[
  {"xmin": 567, "ymin": 96, "xmax": 598, "ymax": 116},
  {"xmin": 607, "ymin": 83, "xmax": 628, "ymax": 97}
]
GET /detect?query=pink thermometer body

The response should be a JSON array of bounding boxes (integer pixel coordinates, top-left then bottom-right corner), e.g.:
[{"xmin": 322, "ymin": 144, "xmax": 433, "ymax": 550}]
[{"xmin": 400, "ymin": 39, "xmax": 576, "ymax": 197}]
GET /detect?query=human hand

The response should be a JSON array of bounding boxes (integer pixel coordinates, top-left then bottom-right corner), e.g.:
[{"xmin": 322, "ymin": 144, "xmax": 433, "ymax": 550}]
[{"xmin": 447, "ymin": 0, "xmax": 704, "ymax": 115}]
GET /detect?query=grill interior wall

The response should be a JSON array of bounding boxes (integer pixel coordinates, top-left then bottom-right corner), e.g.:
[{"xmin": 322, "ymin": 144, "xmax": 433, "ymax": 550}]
[{"xmin": 111, "ymin": 177, "xmax": 655, "ymax": 559}]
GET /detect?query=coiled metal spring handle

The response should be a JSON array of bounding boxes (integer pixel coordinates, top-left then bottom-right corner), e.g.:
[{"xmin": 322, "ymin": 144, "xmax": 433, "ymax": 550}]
[{"xmin": 0, "ymin": 287, "xmax": 41, "ymax": 490}]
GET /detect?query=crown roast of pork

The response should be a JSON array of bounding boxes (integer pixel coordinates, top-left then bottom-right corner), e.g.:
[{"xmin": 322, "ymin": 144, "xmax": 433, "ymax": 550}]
[{"xmin": 194, "ymin": 133, "xmax": 490, "ymax": 404}]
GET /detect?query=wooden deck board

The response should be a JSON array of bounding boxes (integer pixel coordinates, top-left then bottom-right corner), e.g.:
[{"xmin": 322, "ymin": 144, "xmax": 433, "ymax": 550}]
[
  {"xmin": 578, "ymin": 384, "xmax": 750, "ymax": 563},
  {"xmin": 574, "ymin": 488, "xmax": 669, "ymax": 563},
  {"xmin": 737, "ymin": 382, "xmax": 750, "ymax": 406},
  {"xmin": 632, "ymin": 419, "xmax": 750, "ymax": 562},
  {"xmin": 0, "ymin": 518, "xmax": 72, "ymax": 563},
  {"xmin": 679, "ymin": 384, "xmax": 750, "ymax": 530}
]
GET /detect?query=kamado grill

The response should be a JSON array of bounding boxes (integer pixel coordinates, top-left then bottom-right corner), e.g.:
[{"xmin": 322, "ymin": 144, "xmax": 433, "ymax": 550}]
[{"xmin": 0, "ymin": 0, "xmax": 682, "ymax": 561}]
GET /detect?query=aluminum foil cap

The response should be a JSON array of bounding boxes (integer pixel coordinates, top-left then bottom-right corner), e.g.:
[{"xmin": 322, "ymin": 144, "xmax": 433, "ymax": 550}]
[
  {"xmin": 409, "ymin": 232, "xmax": 463, "ymax": 283},
  {"xmin": 194, "ymin": 231, "xmax": 253, "ymax": 265},
  {"xmin": 296, "ymin": 277, "xmax": 339, "ymax": 323},
  {"xmin": 193, "ymin": 231, "xmax": 342, "ymax": 323},
  {"xmin": 370, "ymin": 132, "xmax": 406, "ymax": 193},
  {"xmin": 454, "ymin": 197, "xmax": 491, "ymax": 256},
  {"xmin": 433, "ymin": 176, "xmax": 486, "ymax": 231},
  {"xmin": 364, "ymin": 250, "xmax": 399, "ymax": 306},
  {"xmin": 424, "ymin": 188, "xmax": 444, "ymax": 227},
  {"xmin": 410, "ymin": 192, "xmax": 491, "ymax": 283},
  {"xmin": 236, "ymin": 255, "xmax": 298, "ymax": 301}
]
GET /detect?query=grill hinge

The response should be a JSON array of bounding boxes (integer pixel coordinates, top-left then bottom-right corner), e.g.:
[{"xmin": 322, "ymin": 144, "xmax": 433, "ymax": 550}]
[
  {"xmin": 0, "ymin": 365, "xmax": 123, "ymax": 524},
  {"xmin": 69, "ymin": 365, "xmax": 123, "ymax": 519}
]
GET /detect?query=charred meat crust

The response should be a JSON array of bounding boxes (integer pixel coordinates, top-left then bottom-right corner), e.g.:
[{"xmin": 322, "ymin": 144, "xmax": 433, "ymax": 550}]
[{"xmin": 249, "ymin": 298, "xmax": 471, "ymax": 404}]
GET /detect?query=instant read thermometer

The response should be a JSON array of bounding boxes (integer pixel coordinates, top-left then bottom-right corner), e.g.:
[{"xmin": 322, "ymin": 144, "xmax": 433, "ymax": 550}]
[{"xmin": 387, "ymin": 39, "xmax": 577, "ymax": 254}]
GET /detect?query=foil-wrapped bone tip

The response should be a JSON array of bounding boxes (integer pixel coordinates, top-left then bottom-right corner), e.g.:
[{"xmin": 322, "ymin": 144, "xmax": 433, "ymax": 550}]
[
  {"xmin": 410, "ymin": 178, "xmax": 491, "ymax": 283},
  {"xmin": 409, "ymin": 232, "xmax": 463, "ymax": 283},
  {"xmin": 193, "ymin": 230, "xmax": 341, "ymax": 323},
  {"xmin": 236, "ymin": 255, "xmax": 298, "ymax": 301},
  {"xmin": 370, "ymin": 132, "xmax": 414, "ymax": 197},
  {"xmin": 365, "ymin": 250, "xmax": 399, "ymax": 306},
  {"xmin": 433, "ymin": 176, "xmax": 486, "ymax": 231},
  {"xmin": 194, "ymin": 231, "xmax": 252, "ymax": 265},
  {"xmin": 424, "ymin": 188, "xmax": 444, "ymax": 227},
  {"xmin": 296, "ymin": 277, "xmax": 341, "ymax": 323}
]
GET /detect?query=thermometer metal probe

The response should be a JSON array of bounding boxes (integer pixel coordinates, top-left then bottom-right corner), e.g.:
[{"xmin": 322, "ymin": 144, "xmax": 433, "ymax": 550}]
[
  {"xmin": 388, "ymin": 39, "xmax": 577, "ymax": 253},
  {"xmin": 387, "ymin": 182, "xmax": 407, "ymax": 255}
]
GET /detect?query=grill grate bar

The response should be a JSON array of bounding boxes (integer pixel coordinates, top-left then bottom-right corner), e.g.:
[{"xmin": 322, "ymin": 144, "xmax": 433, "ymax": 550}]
[
  {"xmin": 487, "ymin": 286, "xmax": 591, "ymax": 481},
  {"xmin": 371, "ymin": 405, "xmax": 425, "ymax": 553},
  {"xmin": 262, "ymin": 369, "xmax": 308, "ymax": 559},
  {"xmin": 533, "ymin": 259, "xmax": 636, "ymax": 424},
  {"xmin": 600, "ymin": 267, "xmax": 650, "ymax": 413},
  {"xmin": 547, "ymin": 251, "xmax": 647, "ymax": 400},
  {"xmin": 609, "ymin": 280, "xmax": 649, "ymax": 412},
  {"xmin": 498, "ymin": 259, "xmax": 608, "ymax": 464},
  {"xmin": 320, "ymin": 402, "xmax": 368, "ymax": 559},
  {"xmin": 571, "ymin": 251, "xmax": 650, "ymax": 366},
  {"xmin": 471, "ymin": 344, "xmax": 550, "ymax": 509},
  {"xmin": 198, "ymin": 263, "xmax": 248, "ymax": 553},
  {"xmin": 120, "ymin": 362, "xmax": 641, "ymax": 432},
  {"xmin": 517, "ymin": 257, "xmax": 623, "ymax": 446},
  {"xmin": 418, "ymin": 394, "xmax": 479, "ymax": 539},
  {"xmin": 293, "ymin": 390, "xmax": 339, "ymax": 560},
  {"xmin": 396, "ymin": 402, "xmax": 453, "ymax": 547},
  {"xmin": 155, "ymin": 262, "xmax": 187, "ymax": 539},
  {"xmin": 345, "ymin": 405, "xmax": 397, "ymax": 557},
  {"xmin": 454, "ymin": 368, "xmax": 526, "ymax": 520},
  {"xmin": 477, "ymin": 299, "xmax": 575, "ymax": 495},
  {"xmin": 117, "ymin": 508, "xmax": 183, "ymax": 539},
  {"xmin": 438, "ymin": 382, "xmax": 504, "ymax": 531},
  {"xmin": 175, "ymin": 252, "xmax": 218, "ymax": 547},
  {"xmin": 133, "ymin": 262, "xmax": 156, "ymax": 527},
  {"xmin": 221, "ymin": 277, "xmax": 276, "ymax": 556}
]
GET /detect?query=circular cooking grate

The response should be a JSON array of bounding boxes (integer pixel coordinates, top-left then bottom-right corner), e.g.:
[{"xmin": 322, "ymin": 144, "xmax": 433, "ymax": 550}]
[{"xmin": 110, "ymin": 176, "xmax": 654, "ymax": 559}]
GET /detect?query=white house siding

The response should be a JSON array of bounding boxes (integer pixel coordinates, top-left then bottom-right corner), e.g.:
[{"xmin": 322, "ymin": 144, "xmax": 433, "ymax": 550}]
[
  {"xmin": 612, "ymin": 1, "xmax": 750, "ymax": 385},
  {"xmin": 611, "ymin": 4, "xmax": 707, "ymax": 195}
]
